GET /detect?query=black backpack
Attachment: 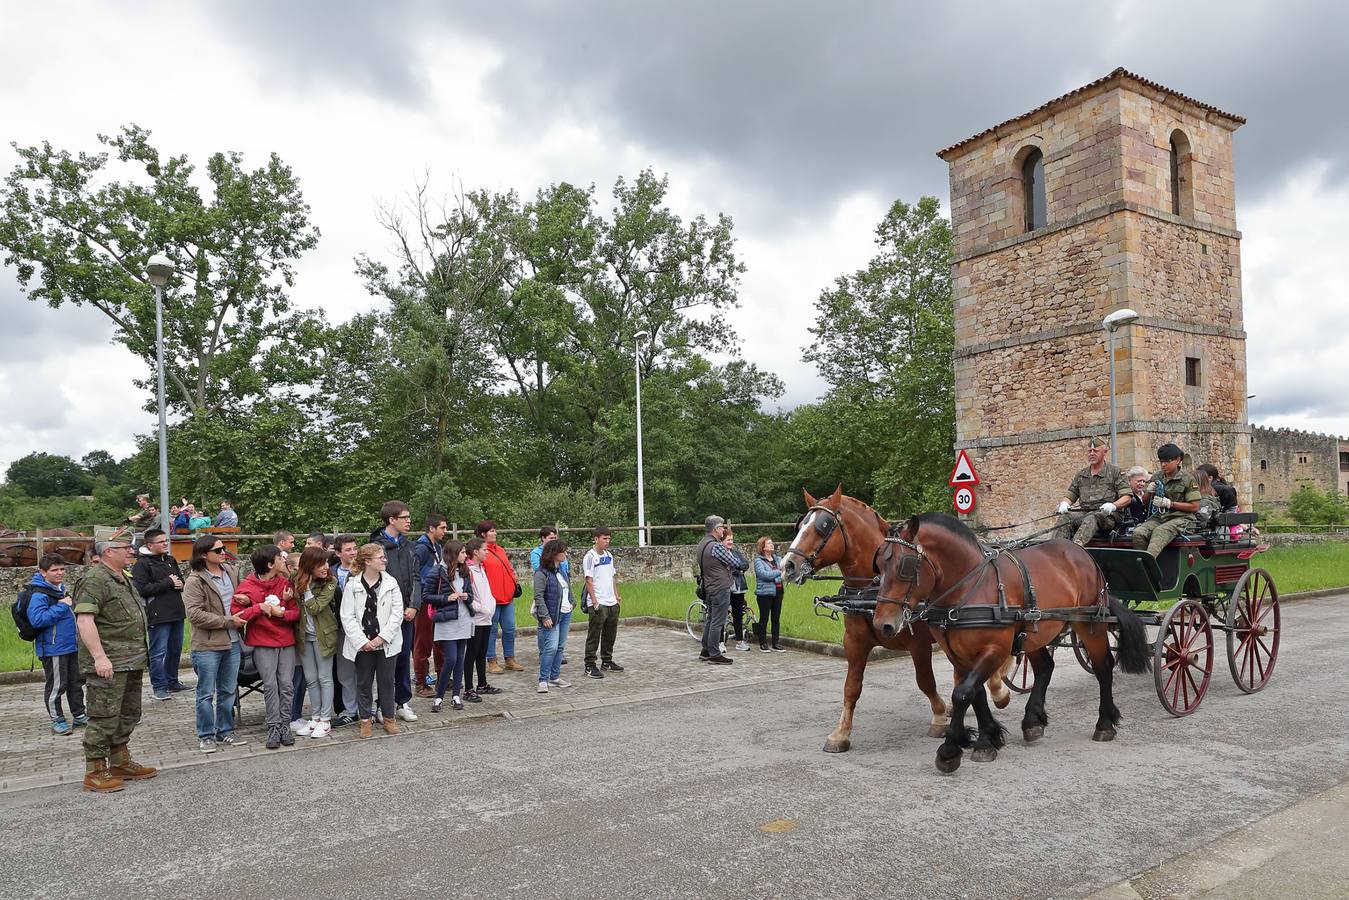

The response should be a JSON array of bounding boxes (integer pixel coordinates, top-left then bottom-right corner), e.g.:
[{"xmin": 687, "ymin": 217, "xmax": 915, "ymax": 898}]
[{"xmin": 10, "ymin": 587, "xmax": 40, "ymax": 641}]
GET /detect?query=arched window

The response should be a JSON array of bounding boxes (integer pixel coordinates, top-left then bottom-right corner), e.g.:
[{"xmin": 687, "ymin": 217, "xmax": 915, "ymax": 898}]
[
  {"xmin": 1257, "ymin": 483, "xmax": 1265, "ymax": 496},
  {"xmin": 1022, "ymin": 148, "xmax": 1047, "ymax": 232},
  {"xmin": 1169, "ymin": 130, "xmax": 1193, "ymax": 217}
]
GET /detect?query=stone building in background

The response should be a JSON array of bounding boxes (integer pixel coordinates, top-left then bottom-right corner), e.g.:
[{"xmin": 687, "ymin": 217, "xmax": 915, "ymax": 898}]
[
  {"xmin": 937, "ymin": 68, "xmax": 1251, "ymax": 530},
  {"xmin": 1249, "ymin": 426, "xmax": 1349, "ymax": 506}
]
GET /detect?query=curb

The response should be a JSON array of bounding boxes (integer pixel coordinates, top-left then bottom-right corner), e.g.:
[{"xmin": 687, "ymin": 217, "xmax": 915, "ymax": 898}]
[{"xmin": 3, "ymin": 586, "xmax": 1340, "ymax": 685}]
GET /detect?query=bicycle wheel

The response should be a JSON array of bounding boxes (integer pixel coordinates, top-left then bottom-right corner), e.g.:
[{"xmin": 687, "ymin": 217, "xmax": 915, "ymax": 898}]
[{"xmin": 685, "ymin": 600, "xmax": 707, "ymax": 640}]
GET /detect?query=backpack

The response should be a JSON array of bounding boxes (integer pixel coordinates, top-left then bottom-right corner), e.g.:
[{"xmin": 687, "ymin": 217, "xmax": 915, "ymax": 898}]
[{"xmin": 10, "ymin": 587, "xmax": 40, "ymax": 641}]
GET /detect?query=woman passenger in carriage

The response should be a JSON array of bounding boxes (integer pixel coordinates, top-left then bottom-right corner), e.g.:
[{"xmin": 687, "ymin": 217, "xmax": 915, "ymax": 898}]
[{"xmin": 1123, "ymin": 466, "xmax": 1153, "ymax": 526}]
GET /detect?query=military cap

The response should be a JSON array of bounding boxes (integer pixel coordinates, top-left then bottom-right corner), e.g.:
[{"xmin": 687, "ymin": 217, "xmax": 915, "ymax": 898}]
[{"xmin": 1156, "ymin": 442, "xmax": 1184, "ymax": 461}]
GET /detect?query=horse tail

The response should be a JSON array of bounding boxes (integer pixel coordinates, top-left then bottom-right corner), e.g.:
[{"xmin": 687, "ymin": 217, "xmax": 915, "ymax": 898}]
[{"xmin": 1107, "ymin": 596, "xmax": 1151, "ymax": 674}]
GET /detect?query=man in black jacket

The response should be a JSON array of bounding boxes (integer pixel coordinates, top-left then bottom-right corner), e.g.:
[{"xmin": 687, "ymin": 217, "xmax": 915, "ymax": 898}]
[
  {"xmin": 131, "ymin": 528, "xmax": 187, "ymax": 701},
  {"xmin": 693, "ymin": 515, "xmax": 737, "ymax": 665},
  {"xmin": 371, "ymin": 500, "xmax": 424, "ymax": 722}
]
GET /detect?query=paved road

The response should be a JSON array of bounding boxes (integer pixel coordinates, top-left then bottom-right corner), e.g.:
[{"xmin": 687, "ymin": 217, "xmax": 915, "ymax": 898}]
[{"xmin": 1, "ymin": 594, "xmax": 1346, "ymax": 899}]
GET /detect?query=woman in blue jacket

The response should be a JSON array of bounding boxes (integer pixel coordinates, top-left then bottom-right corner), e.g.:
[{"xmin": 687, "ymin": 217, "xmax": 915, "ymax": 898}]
[
  {"xmin": 532, "ymin": 539, "xmax": 574, "ymax": 693},
  {"xmin": 753, "ymin": 537, "xmax": 785, "ymax": 653},
  {"xmin": 25, "ymin": 555, "xmax": 86, "ymax": 733}
]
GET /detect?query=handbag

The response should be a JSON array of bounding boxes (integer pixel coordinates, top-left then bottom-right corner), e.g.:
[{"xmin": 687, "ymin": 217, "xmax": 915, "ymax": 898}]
[{"xmin": 512, "ymin": 582, "xmax": 522, "ymax": 599}]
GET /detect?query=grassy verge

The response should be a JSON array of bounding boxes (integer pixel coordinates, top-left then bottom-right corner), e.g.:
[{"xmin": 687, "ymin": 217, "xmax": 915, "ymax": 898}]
[{"xmin": 2, "ymin": 542, "xmax": 1345, "ymax": 673}]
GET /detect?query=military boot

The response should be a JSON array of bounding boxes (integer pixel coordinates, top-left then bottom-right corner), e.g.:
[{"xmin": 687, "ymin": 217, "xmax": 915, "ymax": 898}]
[
  {"xmin": 83, "ymin": 759, "xmax": 124, "ymax": 793},
  {"xmin": 108, "ymin": 744, "xmax": 157, "ymax": 780}
]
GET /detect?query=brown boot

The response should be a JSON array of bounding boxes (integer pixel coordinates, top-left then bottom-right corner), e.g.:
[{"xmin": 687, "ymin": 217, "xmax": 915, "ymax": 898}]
[
  {"xmin": 487, "ymin": 659, "xmax": 505, "ymax": 675},
  {"xmin": 504, "ymin": 657, "xmax": 523, "ymax": 672},
  {"xmin": 359, "ymin": 719, "xmax": 372, "ymax": 738},
  {"xmin": 83, "ymin": 759, "xmax": 124, "ymax": 793},
  {"xmin": 382, "ymin": 717, "xmax": 400, "ymax": 736},
  {"xmin": 414, "ymin": 684, "xmax": 435, "ymax": 698},
  {"xmin": 108, "ymin": 744, "xmax": 157, "ymax": 780}
]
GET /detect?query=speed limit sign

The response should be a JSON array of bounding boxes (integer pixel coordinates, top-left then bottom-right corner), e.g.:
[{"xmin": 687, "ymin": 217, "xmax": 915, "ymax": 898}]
[{"xmin": 953, "ymin": 486, "xmax": 976, "ymax": 515}]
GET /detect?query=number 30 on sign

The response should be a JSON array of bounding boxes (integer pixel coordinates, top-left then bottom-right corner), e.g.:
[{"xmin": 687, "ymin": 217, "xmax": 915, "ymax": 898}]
[{"xmin": 953, "ymin": 486, "xmax": 976, "ymax": 515}]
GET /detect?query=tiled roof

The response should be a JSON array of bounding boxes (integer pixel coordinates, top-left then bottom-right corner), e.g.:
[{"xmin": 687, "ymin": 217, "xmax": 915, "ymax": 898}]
[{"xmin": 936, "ymin": 68, "xmax": 1246, "ymax": 160}]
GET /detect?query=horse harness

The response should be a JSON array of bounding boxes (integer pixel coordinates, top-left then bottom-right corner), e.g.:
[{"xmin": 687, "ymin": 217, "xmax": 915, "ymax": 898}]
[
  {"xmin": 789, "ymin": 505, "xmax": 853, "ymax": 578},
  {"xmin": 877, "ymin": 529, "xmax": 1107, "ymax": 654}
]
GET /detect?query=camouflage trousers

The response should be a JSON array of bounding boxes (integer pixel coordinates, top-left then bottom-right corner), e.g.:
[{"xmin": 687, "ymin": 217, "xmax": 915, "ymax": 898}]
[
  {"xmin": 1056, "ymin": 511, "xmax": 1118, "ymax": 547},
  {"xmin": 82, "ymin": 669, "xmax": 143, "ymax": 760},
  {"xmin": 1131, "ymin": 516, "xmax": 1198, "ymax": 557}
]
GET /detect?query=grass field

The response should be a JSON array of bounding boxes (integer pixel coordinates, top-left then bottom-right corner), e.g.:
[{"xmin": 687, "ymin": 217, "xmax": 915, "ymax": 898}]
[{"xmin": 2, "ymin": 541, "xmax": 1345, "ymax": 673}]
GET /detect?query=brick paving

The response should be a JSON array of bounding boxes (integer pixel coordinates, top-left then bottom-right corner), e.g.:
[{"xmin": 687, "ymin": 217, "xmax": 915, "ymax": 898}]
[{"xmin": 0, "ymin": 621, "xmax": 863, "ymax": 794}]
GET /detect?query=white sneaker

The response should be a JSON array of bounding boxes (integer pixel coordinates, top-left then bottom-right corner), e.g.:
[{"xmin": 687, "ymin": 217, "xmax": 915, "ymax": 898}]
[
  {"xmin": 549, "ymin": 678, "xmax": 572, "ymax": 688},
  {"xmin": 396, "ymin": 703, "xmax": 418, "ymax": 722},
  {"xmin": 537, "ymin": 681, "xmax": 549, "ymax": 693},
  {"xmin": 718, "ymin": 641, "xmax": 726, "ymax": 654},
  {"xmin": 290, "ymin": 718, "xmax": 313, "ymax": 736},
  {"xmin": 309, "ymin": 720, "xmax": 331, "ymax": 738},
  {"xmin": 736, "ymin": 641, "xmax": 751, "ymax": 652}
]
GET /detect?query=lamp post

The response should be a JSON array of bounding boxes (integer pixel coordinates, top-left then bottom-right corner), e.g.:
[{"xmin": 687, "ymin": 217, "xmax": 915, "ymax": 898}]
[
  {"xmin": 634, "ymin": 330, "xmax": 649, "ymax": 547},
  {"xmin": 146, "ymin": 254, "xmax": 176, "ymax": 537},
  {"xmin": 1102, "ymin": 308, "xmax": 1140, "ymax": 466}
]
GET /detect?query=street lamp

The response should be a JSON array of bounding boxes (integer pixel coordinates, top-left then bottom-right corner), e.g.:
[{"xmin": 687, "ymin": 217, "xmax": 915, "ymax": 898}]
[
  {"xmin": 146, "ymin": 253, "xmax": 175, "ymax": 538},
  {"xmin": 634, "ymin": 330, "xmax": 649, "ymax": 547},
  {"xmin": 1102, "ymin": 308, "xmax": 1140, "ymax": 466}
]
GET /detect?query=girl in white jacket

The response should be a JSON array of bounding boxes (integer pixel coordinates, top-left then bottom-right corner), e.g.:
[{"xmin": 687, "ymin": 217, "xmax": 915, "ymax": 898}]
[{"xmin": 340, "ymin": 543, "xmax": 404, "ymax": 737}]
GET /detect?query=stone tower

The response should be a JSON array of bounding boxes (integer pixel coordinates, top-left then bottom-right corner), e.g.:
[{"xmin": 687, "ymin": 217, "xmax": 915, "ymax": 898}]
[{"xmin": 937, "ymin": 68, "xmax": 1250, "ymax": 529}]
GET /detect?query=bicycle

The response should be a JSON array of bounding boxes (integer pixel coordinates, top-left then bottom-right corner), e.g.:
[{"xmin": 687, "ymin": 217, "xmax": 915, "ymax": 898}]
[{"xmin": 684, "ymin": 595, "xmax": 759, "ymax": 647}]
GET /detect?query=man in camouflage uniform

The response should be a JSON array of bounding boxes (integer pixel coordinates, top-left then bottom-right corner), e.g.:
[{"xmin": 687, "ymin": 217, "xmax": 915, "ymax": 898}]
[
  {"xmin": 1053, "ymin": 437, "xmax": 1133, "ymax": 546},
  {"xmin": 74, "ymin": 539, "xmax": 158, "ymax": 792},
  {"xmin": 1131, "ymin": 443, "xmax": 1202, "ymax": 557}
]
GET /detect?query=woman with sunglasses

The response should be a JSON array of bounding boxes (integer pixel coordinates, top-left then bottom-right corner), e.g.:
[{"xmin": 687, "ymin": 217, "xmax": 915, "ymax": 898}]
[{"xmin": 183, "ymin": 535, "xmax": 249, "ymax": 753}]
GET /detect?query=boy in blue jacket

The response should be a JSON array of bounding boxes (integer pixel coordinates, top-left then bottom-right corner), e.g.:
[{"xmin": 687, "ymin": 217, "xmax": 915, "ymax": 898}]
[{"xmin": 26, "ymin": 554, "xmax": 86, "ymax": 734}]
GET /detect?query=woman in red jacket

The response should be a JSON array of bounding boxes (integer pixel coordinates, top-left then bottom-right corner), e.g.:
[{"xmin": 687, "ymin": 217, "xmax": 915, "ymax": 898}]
[
  {"xmin": 478, "ymin": 520, "xmax": 522, "ymax": 674},
  {"xmin": 232, "ymin": 544, "xmax": 301, "ymax": 750}
]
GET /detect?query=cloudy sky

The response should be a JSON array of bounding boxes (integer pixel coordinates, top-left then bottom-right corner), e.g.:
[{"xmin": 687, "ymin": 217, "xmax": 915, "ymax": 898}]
[{"xmin": 1, "ymin": 0, "xmax": 1345, "ymax": 477}]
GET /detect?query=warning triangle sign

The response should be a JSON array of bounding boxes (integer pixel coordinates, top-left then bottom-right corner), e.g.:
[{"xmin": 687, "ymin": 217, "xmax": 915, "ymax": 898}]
[{"xmin": 948, "ymin": 450, "xmax": 979, "ymax": 486}]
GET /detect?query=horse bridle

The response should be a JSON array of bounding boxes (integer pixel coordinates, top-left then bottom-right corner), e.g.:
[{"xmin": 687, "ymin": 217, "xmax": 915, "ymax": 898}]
[
  {"xmin": 873, "ymin": 533, "xmax": 938, "ymax": 623},
  {"xmin": 784, "ymin": 505, "xmax": 851, "ymax": 578}
]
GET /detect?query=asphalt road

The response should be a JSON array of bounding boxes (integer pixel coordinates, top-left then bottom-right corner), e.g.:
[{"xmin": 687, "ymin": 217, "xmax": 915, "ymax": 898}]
[{"xmin": 1, "ymin": 594, "xmax": 1345, "ymax": 899}]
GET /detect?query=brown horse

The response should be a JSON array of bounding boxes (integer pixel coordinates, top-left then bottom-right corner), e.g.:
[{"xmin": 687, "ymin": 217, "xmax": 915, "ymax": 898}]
[
  {"xmin": 0, "ymin": 528, "xmax": 94, "ymax": 567},
  {"xmin": 780, "ymin": 487, "xmax": 1012, "ymax": 752},
  {"xmin": 872, "ymin": 513, "xmax": 1150, "ymax": 774}
]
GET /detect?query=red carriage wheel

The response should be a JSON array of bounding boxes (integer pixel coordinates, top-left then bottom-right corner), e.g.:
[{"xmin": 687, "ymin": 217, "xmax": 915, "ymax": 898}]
[
  {"xmin": 1226, "ymin": 568, "xmax": 1280, "ymax": 693},
  {"xmin": 1002, "ymin": 644, "xmax": 1055, "ymax": 694},
  {"xmin": 1070, "ymin": 625, "xmax": 1119, "ymax": 673},
  {"xmin": 1153, "ymin": 599, "xmax": 1213, "ymax": 716}
]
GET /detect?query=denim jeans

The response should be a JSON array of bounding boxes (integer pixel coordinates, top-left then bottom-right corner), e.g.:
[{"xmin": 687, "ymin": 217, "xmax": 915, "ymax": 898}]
[
  {"xmin": 488, "ymin": 601, "xmax": 516, "ymax": 660},
  {"xmin": 538, "ymin": 611, "xmax": 572, "ymax": 681},
  {"xmin": 192, "ymin": 642, "xmax": 241, "ymax": 739},
  {"xmin": 148, "ymin": 619, "xmax": 185, "ymax": 691},
  {"xmin": 435, "ymin": 639, "xmax": 468, "ymax": 700}
]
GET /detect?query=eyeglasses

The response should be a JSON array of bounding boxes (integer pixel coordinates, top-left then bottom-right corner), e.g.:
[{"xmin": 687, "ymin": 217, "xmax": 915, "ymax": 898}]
[
  {"xmin": 394, "ymin": 514, "xmax": 411, "ymax": 520},
  {"xmin": 208, "ymin": 546, "xmax": 225, "ymax": 554}
]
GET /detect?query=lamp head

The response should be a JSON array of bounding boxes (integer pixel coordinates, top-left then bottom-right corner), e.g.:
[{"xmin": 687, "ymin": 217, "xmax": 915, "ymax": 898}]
[
  {"xmin": 634, "ymin": 330, "xmax": 650, "ymax": 343},
  {"xmin": 1102, "ymin": 308, "xmax": 1139, "ymax": 332},
  {"xmin": 146, "ymin": 253, "xmax": 175, "ymax": 287}
]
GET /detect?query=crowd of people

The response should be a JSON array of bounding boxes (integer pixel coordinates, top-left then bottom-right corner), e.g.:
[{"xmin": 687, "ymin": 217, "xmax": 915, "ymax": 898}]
[
  {"xmin": 17, "ymin": 502, "xmax": 790, "ymax": 794},
  {"xmin": 123, "ymin": 494, "xmax": 239, "ymax": 535},
  {"xmin": 1052, "ymin": 438, "xmax": 1252, "ymax": 555}
]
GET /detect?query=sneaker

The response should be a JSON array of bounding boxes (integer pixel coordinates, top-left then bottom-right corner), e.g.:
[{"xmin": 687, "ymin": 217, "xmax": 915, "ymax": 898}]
[
  {"xmin": 279, "ymin": 726, "xmax": 295, "ymax": 746},
  {"xmin": 217, "ymin": 733, "xmax": 248, "ymax": 747},
  {"xmin": 465, "ymin": 692, "xmax": 482, "ymax": 703},
  {"xmin": 549, "ymin": 678, "xmax": 572, "ymax": 688},
  {"xmin": 331, "ymin": 714, "xmax": 357, "ymax": 728},
  {"xmin": 479, "ymin": 685, "xmax": 503, "ymax": 695},
  {"xmin": 585, "ymin": 665, "xmax": 604, "ymax": 679},
  {"xmin": 772, "ymin": 644, "xmax": 787, "ymax": 653},
  {"xmin": 699, "ymin": 650, "xmax": 710, "ymax": 660},
  {"xmin": 265, "ymin": 725, "xmax": 281, "ymax": 750},
  {"xmin": 152, "ymin": 688, "xmax": 171, "ymax": 701},
  {"xmin": 718, "ymin": 642, "xmax": 726, "ymax": 654},
  {"xmin": 426, "ymin": 673, "xmax": 437, "ymax": 686},
  {"xmin": 168, "ymin": 681, "xmax": 190, "ymax": 692},
  {"xmin": 199, "ymin": 738, "xmax": 217, "ymax": 753},
  {"xmin": 432, "ymin": 698, "xmax": 443, "ymax": 713},
  {"xmin": 397, "ymin": 703, "xmax": 418, "ymax": 722},
  {"xmin": 309, "ymin": 720, "xmax": 331, "ymax": 738},
  {"xmin": 72, "ymin": 713, "xmax": 89, "ymax": 727},
  {"xmin": 451, "ymin": 697, "xmax": 464, "ymax": 710},
  {"xmin": 52, "ymin": 719, "xmax": 72, "ymax": 736},
  {"xmin": 290, "ymin": 718, "xmax": 314, "ymax": 736},
  {"xmin": 601, "ymin": 660, "xmax": 625, "ymax": 672},
  {"xmin": 537, "ymin": 681, "xmax": 549, "ymax": 693},
  {"xmin": 708, "ymin": 655, "xmax": 734, "ymax": 666},
  {"xmin": 560, "ymin": 657, "xmax": 568, "ymax": 665},
  {"xmin": 735, "ymin": 641, "xmax": 750, "ymax": 652},
  {"xmin": 760, "ymin": 644, "xmax": 772, "ymax": 653}
]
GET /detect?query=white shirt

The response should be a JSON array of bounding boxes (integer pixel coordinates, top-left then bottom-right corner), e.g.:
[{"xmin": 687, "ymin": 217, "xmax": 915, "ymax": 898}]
[
  {"xmin": 583, "ymin": 548, "xmax": 617, "ymax": 606},
  {"xmin": 557, "ymin": 571, "xmax": 572, "ymax": 614}
]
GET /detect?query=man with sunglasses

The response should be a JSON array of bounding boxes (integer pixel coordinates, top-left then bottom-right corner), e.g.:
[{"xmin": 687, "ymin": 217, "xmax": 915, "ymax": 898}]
[{"xmin": 75, "ymin": 539, "xmax": 157, "ymax": 792}]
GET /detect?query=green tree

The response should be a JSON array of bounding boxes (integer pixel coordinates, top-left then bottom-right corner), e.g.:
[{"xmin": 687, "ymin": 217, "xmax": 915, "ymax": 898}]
[
  {"xmin": 4, "ymin": 452, "xmax": 94, "ymax": 496},
  {"xmin": 797, "ymin": 196, "xmax": 955, "ymax": 515},
  {"xmin": 1287, "ymin": 485, "xmax": 1348, "ymax": 527},
  {"xmin": 80, "ymin": 449, "xmax": 124, "ymax": 482}
]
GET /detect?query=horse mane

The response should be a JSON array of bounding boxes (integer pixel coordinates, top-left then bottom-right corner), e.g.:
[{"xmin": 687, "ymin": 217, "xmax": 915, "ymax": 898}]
[
  {"xmin": 914, "ymin": 512, "xmax": 982, "ymax": 551},
  {"xmin": 838, "ymin": 493, "xmax": 889, "ymax": 531}
]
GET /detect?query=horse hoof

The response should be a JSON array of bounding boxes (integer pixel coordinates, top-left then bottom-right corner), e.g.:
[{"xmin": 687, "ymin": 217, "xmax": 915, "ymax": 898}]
[
  {"xmin": 1092, "ymin": 728, "xmax": 1117, "ymax": 743},
  {"xmin": 927, "ymin": 724, "xmax": 948, "ymax": 739},
  {"xmin": 971, "ymin": 747, "xmax": 998, "ymax": 763},
  {"xmin": 1022, "ymin": 726, "xmax": 1044, "ymax": 743},
  {"xmin": 992, "ymin": 692, "xmax": 1011, "ymax": 710},
  {"xmin": 935, "ymin": 754, "xmax": 961, "ymax": 775},
  {"xmin": 823, "ymin": 738, "xmax": 851, "ymax": 753}
]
